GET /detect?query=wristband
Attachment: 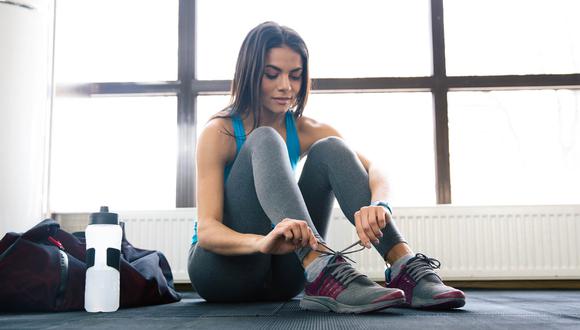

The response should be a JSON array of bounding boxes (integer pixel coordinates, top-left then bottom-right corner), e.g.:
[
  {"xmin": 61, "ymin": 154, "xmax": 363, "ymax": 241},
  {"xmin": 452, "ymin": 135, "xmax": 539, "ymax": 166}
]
[{"xmin": 370, "ymin": 201, "xmax": 392, "ymax": 215}]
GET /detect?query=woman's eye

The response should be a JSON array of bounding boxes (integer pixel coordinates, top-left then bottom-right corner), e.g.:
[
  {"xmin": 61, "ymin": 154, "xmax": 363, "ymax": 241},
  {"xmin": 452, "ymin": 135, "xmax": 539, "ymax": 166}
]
[
  {"xmin": 265, "ymin": 73, "xmax": 278, "ymax": 79},
  {"xmin": 290, "ymin": 75, "xmax": 302, "ymax": 81}
]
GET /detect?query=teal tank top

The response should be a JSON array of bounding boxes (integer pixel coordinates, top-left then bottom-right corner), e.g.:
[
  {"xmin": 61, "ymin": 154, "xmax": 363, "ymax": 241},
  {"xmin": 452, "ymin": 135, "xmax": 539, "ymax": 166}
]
[{"xmin": 192, "ymin": 111, "xmax": 301, "ymax": 244}]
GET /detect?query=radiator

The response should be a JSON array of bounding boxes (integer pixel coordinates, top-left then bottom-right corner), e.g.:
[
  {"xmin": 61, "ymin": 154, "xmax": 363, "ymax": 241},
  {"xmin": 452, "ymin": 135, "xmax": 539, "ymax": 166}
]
[{"xmin": 116, "ymin": 205, "xmax": 580, "ymax": 283}]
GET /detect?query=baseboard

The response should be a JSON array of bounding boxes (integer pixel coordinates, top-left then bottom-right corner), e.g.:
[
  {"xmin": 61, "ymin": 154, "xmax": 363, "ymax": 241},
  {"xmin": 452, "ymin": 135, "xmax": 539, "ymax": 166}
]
[
  {"xmin": 175, "ymin": 280, "xmax": 580, "ymax": 293},
  {"xmin": 440, "ymin": 280, "xmax": 580, "ymax": 290},
  {"xmin": 175, "ymin": 283, "xmax": 194, "ymax": 292}
]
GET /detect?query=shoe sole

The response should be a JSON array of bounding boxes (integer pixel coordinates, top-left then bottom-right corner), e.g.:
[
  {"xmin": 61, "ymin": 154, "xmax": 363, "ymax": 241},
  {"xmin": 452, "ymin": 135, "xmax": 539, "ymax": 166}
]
[
  {"xmin": 299, "ymin": 295, "xmax": 405, "ymax": 314},
  {"xmin": 412, "ymin": 297, "xmax": 466, "ymax": 310}
]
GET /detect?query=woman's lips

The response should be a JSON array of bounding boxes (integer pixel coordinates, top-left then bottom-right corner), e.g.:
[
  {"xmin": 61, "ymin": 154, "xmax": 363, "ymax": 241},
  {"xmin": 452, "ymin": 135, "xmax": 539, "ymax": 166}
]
[{"xmin": 272, "ymin": 97, "xmax": 291, "ymax": 105}]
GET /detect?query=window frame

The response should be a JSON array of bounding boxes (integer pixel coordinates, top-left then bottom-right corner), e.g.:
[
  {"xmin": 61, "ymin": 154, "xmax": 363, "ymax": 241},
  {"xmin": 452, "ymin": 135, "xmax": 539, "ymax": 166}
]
[{"xmin": 54, "ymin": 0, "xmax": 580, "ymax": 207}]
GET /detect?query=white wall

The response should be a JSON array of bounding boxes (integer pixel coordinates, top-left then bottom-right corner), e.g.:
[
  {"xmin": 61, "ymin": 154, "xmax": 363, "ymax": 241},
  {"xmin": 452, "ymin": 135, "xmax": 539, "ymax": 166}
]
[{"xmin": 0, "ymin": 0, "xmax": 54, "ymax": 236}]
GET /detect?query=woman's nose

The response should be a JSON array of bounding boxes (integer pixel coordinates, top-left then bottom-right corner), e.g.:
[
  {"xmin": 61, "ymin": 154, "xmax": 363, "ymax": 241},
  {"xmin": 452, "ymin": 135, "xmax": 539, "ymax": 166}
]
[{"xmin": 277, "ymin": 75, "xmax": 291, "ymax": 91}]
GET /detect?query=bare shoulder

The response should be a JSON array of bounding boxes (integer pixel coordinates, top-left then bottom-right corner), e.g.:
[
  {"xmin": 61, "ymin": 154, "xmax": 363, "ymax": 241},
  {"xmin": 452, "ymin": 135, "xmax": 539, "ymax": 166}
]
[
  {"xmin": 296, "ymin": 115, "xmax": 343, "ymax": 153},
  {"xmin": 197, "ymin": 117, "xmax": 236, "ymax": 164},
  {"xmin": 297, "ymin": 115, "xmax": 342, "ymax": 141},
  {"xmin": 297, "ymin": 114, "xmax": 371, "ymax": 170}
]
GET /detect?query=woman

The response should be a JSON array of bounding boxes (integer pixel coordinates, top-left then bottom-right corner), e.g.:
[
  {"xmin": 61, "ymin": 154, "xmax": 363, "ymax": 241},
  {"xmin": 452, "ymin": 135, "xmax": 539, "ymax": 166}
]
[{"xmin": 188, "ymin": 21, "xmax": 465, "ymax": 313}]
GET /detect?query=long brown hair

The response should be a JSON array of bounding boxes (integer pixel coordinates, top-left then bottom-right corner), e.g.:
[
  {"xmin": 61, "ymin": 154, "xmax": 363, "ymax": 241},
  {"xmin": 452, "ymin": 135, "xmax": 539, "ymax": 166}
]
[{"xmin": 211, "ymin": 21, "xmax": 311, "ymax": 136}]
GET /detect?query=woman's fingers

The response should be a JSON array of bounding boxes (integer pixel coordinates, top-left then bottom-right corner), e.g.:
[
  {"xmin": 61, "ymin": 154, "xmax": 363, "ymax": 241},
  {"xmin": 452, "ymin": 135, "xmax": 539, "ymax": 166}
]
[
  {"xmin": 354, "ymin": 211, "xmax": 371, "ymax": 248},
  {"xmin": 362, "ymin": 207, "xmax": 381, "ymax": 244},
  {"xmin": 278, "ymin": 219, "xmax": 319, "ymax": 250},
  {"xmin": 369, "ymin": 207, "xmax": 384, "ymax": 239},
  {"xmin": 307, "ymin": 227, "xmax": 318, "ymax": 250},
  {"xmin": 290, "ymin": 223, "xmax": 303, "ymax": 246},
  {"xmin": 355, "ymin": 207, "xmax": 386, "ymax": 249},
  {"xmin": 282, "ymin": 228, "xmax": 294, "ymax": 241},
  {"xmin": 298, "ymin": 222, "xmax": 310, "ymax": 247},
  {"xmin": 377, "ymin": 208, "xmax": 387, "ymax": 229}
]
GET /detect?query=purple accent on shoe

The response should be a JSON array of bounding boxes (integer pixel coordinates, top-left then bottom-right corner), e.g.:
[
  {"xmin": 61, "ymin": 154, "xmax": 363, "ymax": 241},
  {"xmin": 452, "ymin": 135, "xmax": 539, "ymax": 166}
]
[
  {"xmin": 434, "ymin": 290, "xmax": 465, "ymax": 300},
  {"xmin": 327, "ymin": 280, "xmax": 344, "ymax": 298},
  {"xmin": 371, "ymin": 290, "xmax": 405, "ymax": 304},
  {"xmin": 305, "ymin": 263, "xmax": 346, "ymax": 300},
  {"xmin": 386, "ymin": 264, "xmax": 416, "ymax": 305},
  {"xmin": 320, "ymin": 276, "xmax": 345, "ymax": 299}
]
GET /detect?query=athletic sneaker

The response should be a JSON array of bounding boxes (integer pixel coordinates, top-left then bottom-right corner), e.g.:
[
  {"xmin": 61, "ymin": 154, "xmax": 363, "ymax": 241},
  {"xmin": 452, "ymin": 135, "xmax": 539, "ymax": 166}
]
[
  {"xmin": 385, "ymin": 253, "xmax": 466, "ymax": 309},
  {"xmin": 300, "ymin": 241, "xmax": 405, "ymax": 314}
]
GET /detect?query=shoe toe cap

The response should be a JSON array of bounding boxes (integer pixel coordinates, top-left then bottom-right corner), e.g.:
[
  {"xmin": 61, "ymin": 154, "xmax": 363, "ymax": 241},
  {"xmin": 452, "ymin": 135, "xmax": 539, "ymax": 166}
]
[
  {"xmin": 372, "ymin": 289, "xmax": 405, "ymax": 303},
  {"xmin": 433, "ymin": 289, "xmax": 465, "ymax": 300}
]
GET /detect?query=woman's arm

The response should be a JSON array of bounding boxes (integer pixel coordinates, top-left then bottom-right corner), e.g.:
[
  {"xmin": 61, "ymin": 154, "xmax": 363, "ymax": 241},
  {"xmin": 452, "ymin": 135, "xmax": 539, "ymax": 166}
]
[
  {"xmin": 356, "ymin": 152, "xmax": 390, "ymax": 203},
  {"xmin": 195, "ymin": 120, "xmax": 261, "ymax": 255}
]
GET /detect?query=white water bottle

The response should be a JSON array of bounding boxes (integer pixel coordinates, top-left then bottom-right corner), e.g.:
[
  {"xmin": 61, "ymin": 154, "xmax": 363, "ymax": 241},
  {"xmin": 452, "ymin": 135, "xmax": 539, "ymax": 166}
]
[{"xmin": 84, "ymin": 206, "xmax": 122, "ymax": 312}]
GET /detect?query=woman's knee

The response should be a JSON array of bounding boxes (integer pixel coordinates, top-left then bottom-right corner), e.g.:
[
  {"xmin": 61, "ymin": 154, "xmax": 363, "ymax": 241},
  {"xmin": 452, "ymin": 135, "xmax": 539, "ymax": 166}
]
[
  {"xmin": 308, "ymin": 136, "xmax": 354, "ymax": 162},
  {"xmin": 246, "ymin": 126, "xmax": 284, "ymax": 146},
  {"xmin": 243, "ymin": 126, "xmax": 288, "ymax": 160}
]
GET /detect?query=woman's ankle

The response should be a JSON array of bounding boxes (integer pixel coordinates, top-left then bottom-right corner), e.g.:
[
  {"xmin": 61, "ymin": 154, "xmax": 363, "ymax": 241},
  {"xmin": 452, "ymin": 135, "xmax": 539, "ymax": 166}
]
[
  {"xmin": 384, "ymin": 243, "xmax": 414, "ymax": 265},
  {"xmin": 302, "ymin": 249, "xmax": 322, "ymax": 268}
]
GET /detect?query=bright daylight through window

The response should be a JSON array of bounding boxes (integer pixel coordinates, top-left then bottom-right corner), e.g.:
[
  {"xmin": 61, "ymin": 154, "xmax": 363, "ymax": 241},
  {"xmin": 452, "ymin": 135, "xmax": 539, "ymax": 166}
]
[{"xmin": 50, "ymin": 0, "xmax": 580, "ymax": 211}]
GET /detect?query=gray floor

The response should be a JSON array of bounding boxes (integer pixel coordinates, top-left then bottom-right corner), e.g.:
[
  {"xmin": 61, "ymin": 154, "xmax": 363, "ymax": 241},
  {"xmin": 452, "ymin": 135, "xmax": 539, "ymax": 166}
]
[{"xmin": 1, "ymin": 290, "xmax": 579, "ymax": 329}]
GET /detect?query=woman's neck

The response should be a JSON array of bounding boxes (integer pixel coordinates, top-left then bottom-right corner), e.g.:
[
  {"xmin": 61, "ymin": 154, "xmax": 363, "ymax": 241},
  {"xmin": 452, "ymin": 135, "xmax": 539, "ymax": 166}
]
[{"xmin": 250, "ymin": 109, "xmax": 286, "ymax": 130}]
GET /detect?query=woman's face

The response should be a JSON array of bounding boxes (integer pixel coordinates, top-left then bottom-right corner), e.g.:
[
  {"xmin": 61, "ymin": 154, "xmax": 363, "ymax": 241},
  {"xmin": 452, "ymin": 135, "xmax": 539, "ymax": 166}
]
[{"xmin": 260, "ymin": 46, "xmax": 303, "ymax": 115}]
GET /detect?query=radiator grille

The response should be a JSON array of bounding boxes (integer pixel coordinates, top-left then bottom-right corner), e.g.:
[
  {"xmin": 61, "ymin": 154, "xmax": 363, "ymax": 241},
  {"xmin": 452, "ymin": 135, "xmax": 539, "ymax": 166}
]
[{"xmin": 117, "ymin": 205, "xmax": 580, "ymax": 283}]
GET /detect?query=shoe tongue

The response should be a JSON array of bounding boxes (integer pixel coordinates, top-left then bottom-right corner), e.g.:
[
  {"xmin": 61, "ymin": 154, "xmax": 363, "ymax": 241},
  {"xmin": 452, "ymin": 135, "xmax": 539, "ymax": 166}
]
[
  {"xmin": 390, "ymin": 254, "xmax": 413, "ymax": 280},
  {"xmin": 405, "ymin": 257, "xmax": 442, "ymax": 283}
]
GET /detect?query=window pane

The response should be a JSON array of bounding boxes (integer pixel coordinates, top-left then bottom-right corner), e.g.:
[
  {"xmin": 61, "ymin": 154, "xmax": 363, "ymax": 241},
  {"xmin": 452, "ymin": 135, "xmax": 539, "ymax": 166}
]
[
  {"xmin": 307, "ymin": 93, "xmax": 436, "ymax": 206},
  {"xmin": 445, "ymin": 0, "xmax": 580, "ymax": 75},
  {"xmin": 50, "ymin": 96, "xmax": 177, "ymax": 212},
  {"xmin": 197, "ymin": 0, "xmax": 432, "ymax": 79},
  {"xmin": 448, "ymin": 90, "xmax": 580, "ymax": 205},
  {"xmin": 55, "ymin": 0, "xmax": 178, "ymax": 83},
  {"xmin": 196, "ymin": 93, "xmax": 436, "ymax": 206},
  {"xmin": 196, "ymin": 95, "xmax": 230, "ymax": 135}
]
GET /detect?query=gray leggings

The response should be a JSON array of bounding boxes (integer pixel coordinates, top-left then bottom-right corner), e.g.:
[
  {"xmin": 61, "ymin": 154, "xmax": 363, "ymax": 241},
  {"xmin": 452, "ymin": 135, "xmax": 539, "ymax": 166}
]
[{"xmin": 188, "ymin": 127, "xmax": 405, "ymax": 302}]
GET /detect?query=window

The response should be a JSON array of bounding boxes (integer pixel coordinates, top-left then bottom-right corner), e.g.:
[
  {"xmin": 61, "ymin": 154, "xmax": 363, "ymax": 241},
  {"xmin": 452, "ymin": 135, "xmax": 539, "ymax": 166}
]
[
  {"xmin": 50, "ymin": 0, "xmax": 178, "ymax": 211},
  {"xmin": 51, "ymin": 0, "xmax": 580, "ymax": 210},
  {"xmin": 197, "ymin": 0, "xmax": 431, "ymax": 79},
  {"xmin": 444, "ymin": 0, "xmax": 580, "ymax": 76},
  {"xmin": 306, "ymin": 93, "xmax": 436, "ymax": 206},
  {"xmin": 54, "ymin": 0, "xmax": 178, "ymax": 83},
  {"xmin": 50, "ymin": 97, "xmax": 177, "ymax": 212},
  {"xmin": 448, "ymin": 90, "xmax": 580, "ymax": 205}
]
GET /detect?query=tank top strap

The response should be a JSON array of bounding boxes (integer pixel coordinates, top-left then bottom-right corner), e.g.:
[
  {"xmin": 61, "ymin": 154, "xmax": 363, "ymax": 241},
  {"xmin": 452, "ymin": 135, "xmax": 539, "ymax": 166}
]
[
  {"xmin": 285, "ymin": 111, "xmax": 301, "ymax": 170},
  {"xmin": 232, "ymin": 115, "xmax": 247, "ymax": 156}
]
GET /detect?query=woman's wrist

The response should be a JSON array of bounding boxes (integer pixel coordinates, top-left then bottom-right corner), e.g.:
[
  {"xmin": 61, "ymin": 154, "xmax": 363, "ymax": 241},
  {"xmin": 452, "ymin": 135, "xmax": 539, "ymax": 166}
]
[
  {"xmin": 370, "ymin": 200, "xmax": 392, "ymax": 215},
  {"xmin": 249, "ymin": 234, "xmax": 266, "ymax": 254}
]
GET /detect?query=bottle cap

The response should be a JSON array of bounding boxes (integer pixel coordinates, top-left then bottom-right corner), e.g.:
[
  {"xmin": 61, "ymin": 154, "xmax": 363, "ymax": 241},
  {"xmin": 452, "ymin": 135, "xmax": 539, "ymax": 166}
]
[{"xmin": 89, "ymin": 206, "xmax": 118, "ymax": 225}]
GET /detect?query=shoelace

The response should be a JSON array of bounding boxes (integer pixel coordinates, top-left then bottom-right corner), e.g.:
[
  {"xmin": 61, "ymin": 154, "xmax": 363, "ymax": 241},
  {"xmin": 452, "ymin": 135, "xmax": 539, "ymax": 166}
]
[
  {"xmin": 404, "ymin": 253, "xmax": 442, "ymax": 283},
  {"xmin": 314, "ymin": 240, "xmax": 366, "ymax": 286}
]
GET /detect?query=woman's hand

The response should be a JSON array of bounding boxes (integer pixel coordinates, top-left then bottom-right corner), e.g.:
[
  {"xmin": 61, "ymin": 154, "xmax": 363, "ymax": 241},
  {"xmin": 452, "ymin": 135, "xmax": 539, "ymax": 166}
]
[
  {"xmin": 354, "ymin": 206, "xmax": 390, "ymax": 249},
  {"xmin": 256, "ymin": 218, "xmax": 318, "ymax": 255}
]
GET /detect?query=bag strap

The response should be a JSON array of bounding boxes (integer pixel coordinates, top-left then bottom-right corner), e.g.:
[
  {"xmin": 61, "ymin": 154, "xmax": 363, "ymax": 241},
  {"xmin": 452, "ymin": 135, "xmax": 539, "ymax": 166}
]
[{"xmin": 54, "ymin": 249, "xmax": 69, "ymax": 308}]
